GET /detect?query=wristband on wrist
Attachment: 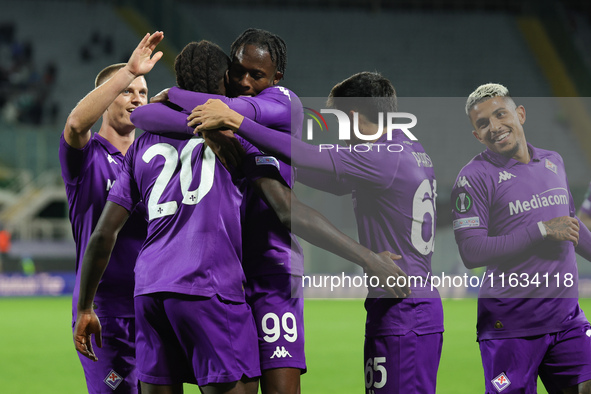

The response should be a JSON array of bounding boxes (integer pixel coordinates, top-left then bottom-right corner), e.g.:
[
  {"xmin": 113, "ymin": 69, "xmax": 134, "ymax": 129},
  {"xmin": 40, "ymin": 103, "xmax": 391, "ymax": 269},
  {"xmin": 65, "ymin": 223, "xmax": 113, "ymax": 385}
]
[{"xmin": 538, "ymin": 221, "xmax": 548, "ymax": 238}]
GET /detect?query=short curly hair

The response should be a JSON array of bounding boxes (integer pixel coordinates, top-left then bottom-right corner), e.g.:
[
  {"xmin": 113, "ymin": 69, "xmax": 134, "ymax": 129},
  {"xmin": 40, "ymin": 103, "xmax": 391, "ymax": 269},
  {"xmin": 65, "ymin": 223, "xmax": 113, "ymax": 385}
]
[{"xmin": 230, "ymin": 28, "xmax": 287, "ymax": 77}]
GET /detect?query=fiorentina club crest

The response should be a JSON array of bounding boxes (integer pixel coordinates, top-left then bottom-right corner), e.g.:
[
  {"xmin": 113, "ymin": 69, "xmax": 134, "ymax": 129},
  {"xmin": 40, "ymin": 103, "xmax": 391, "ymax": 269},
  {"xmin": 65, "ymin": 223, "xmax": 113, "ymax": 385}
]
[
  {"xmin": 104, "ymin": 369, "xmax": 123, "ymax": 390},
  {"xmin": 545, "ymin": 158, "xmax": 557, "ymax": 174},
  {"xmin": 491, "ymin": 372, "xmax": 511, "ymax": 392}
]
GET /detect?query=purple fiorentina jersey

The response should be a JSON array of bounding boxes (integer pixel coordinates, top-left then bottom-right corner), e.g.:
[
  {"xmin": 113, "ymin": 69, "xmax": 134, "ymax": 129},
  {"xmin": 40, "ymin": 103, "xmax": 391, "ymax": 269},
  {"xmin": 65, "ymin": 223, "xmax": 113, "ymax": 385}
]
[
  {"xmin": 328, "ymin": 132, "xmax": 443, "ymax": 336},
  {"xmin": 238, "ymin": 87, "xmax": 304, "ymax": 277},
  {"xmin": 107, "ymin": 131, "xmax": 282, "ymax": 301},
  {"xmin": 451, "ymin": 144, "xmax": 587, "ymax": 340},
  {"xmin": 59, "ymin": 132, "xmax": 147, "ymax": 320},
  {"xmin": 133, "ymin": 86, "xmax": 305, "ymax": 277}
]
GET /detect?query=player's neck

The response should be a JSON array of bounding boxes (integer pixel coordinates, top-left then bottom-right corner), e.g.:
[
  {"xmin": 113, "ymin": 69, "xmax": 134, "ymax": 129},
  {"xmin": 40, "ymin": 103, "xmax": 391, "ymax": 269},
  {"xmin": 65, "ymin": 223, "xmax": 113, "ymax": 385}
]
[
  {"xmin": 512, "ymin": 142, "xmax": 531, "ymax": 164},
  {"xmin": 98, "ymin": 126, "xmax": 135, "ymax": 156}
]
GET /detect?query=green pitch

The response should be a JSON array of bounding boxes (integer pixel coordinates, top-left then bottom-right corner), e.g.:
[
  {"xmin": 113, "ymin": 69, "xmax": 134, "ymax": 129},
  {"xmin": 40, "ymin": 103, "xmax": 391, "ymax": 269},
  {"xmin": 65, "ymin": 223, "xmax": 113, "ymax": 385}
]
[{"xmin": 2, "ymin": 297, "xmax": 588, "ymax": 392}]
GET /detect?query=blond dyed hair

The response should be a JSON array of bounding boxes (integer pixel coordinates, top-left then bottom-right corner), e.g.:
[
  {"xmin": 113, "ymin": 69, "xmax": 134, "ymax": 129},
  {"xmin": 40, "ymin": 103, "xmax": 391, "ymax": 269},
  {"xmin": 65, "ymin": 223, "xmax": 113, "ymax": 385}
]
[{"xmin": 465, "ymin": 83, "xmax": 512, "ymax": 115}]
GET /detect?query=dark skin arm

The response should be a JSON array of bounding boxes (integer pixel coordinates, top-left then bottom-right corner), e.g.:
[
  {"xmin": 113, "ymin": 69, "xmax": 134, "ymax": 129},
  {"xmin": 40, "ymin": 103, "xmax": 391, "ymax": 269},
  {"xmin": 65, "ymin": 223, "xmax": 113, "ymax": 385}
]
[
  {"xmin": 253, "ymin": 176, "xmax": 410, "ymax": 298},
  {"xmin": 200, "ymin": 129, "xmax": 246, "ymax": 170},
  {"xmin": 73, "ymin": 202, "xmax": 130, "ymax": 361}
]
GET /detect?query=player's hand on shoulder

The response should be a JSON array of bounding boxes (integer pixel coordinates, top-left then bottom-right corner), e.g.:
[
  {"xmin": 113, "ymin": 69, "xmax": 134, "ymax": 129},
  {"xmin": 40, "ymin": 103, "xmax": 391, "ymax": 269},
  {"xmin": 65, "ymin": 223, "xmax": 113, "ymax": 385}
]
[
  {"xmin": 150, "ymin": 88, "xmax": 170, "ymax": 103},
  {"xmin": 543, "ymin": 216, "xmax": 580, "ymax": 246},
  {"xmin": 126, "ymin": 31, "xmax": 164, "ymax": 77},
  {"xmin": 367, "ymin": 251, "xmax": 411, "ymax": 298},
  {"xmin": 202, "ymin": 129, "xmax": 246, "ymax": 171},
  {"xmin": 73, "ymin": 310, "xmax": 102, "ymax": 361}
]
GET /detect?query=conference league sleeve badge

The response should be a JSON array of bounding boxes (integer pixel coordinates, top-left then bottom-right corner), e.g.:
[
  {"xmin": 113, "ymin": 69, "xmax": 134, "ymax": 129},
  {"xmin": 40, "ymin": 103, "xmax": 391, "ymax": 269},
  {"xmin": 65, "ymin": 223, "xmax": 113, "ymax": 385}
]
[{"xmin": 454, "ymin": 189, "xmax": 473, "ymax": 214}]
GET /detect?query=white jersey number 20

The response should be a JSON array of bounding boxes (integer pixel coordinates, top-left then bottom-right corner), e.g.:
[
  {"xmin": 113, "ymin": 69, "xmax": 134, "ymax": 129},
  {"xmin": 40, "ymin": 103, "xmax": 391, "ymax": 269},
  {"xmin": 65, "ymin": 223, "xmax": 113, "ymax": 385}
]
[{"xmin": 142, "ymin": 139, "xmax": 216, "ymax": 220}]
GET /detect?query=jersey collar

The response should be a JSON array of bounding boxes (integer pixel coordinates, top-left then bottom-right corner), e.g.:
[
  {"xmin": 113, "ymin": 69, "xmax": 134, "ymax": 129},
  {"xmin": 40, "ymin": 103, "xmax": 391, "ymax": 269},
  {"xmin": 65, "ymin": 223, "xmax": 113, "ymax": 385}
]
[
  {"xmin": 482, "ymin": 142, "xmax": 539, "ymax": 168},
  {"xmin": 93, "ymin": 132, "xmax": 123, "ymax": 156}
]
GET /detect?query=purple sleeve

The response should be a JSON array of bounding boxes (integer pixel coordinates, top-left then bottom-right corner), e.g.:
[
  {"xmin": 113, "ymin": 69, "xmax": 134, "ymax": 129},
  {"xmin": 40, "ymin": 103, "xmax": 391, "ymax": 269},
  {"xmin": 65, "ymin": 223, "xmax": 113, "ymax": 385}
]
[
  {"xmin": 59, "ymin": 131, "xmax": 91, "ymax": 184},
  {"xmin": 238, "ymin": 117, "xmax": 334, "ymax": 172},
  {"xmin": 456, "ymin": 224, "xmax": 544, "ymax": 269},
  {"xmin": 239, "ymin": 86, "xmax": 294, "ymax": 128},
  {"xmin": 451, "ymin": 165, "xmax": 542, "ymax": 268},
  {"xmin": 237, "ymin": 136, "xmax": 284, "ymax": 184},
  {"xmin": 168, "ymin": 87, "xmax": 257, "ymax": 119},
  {"xmin": 576, "ymin": 216, "xmax": 591, "ymax": 262},
  {"xmin": 106, "ymin": 145, "xmax": 140, "ymax": 212},
  {"xmin": 131, "ymin": 103, "xmax": 193, "ymax": 135}
]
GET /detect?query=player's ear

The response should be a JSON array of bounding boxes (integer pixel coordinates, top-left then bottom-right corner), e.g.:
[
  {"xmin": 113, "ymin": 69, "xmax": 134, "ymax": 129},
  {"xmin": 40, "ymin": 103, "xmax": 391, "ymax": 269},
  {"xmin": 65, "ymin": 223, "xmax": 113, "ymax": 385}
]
[
  {"xmin": 516, "ymin": 105, "xmax": 526, "ymax": 125},
  {"xmin": 472, "ymin": 130, "xmax": 484, "ymax": 144},
  {"xmin": 348, "ymin": 110, "xmax": 356, "ymax": 123},
  {"xmin": 272, "ymin": 71, "xmax": 283, "ymax": 85}
]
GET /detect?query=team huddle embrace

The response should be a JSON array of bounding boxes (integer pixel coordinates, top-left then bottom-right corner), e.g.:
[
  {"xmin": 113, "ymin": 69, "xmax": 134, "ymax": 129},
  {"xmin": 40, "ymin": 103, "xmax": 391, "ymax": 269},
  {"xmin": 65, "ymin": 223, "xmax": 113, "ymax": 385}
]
[{"xmin": 62, "ymin": 28, "xmax": 591, "ymax": 394}]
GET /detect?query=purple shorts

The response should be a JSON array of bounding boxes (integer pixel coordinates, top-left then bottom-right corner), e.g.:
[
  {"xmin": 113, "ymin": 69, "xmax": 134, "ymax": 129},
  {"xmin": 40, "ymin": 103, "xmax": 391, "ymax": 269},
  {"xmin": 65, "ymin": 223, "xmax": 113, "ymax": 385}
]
[
  {"xmin": 74, "ymin": 317, "xmax": 138, "ymax": 393},
  {"xmin": 480, "ymin": 324, "xmax": 591, "ymax": 393},
  {"xmin": 134, "ymin": 293, "xmax": 261, "ymax": 386},
  {"xmin": 364, "ymin": 331, "xmax": 442, "ymax": 394},
  {"xmin": 245, "ymin": 274, "xmax": 306, "ymax": 372}
]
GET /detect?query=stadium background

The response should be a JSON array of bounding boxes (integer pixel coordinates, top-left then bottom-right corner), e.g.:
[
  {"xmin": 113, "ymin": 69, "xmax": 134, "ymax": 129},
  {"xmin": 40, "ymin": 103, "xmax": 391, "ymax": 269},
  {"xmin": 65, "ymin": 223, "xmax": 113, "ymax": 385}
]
[{"xmin": 1, "ymin": 0, "xmax": 591, "ymax": 391}]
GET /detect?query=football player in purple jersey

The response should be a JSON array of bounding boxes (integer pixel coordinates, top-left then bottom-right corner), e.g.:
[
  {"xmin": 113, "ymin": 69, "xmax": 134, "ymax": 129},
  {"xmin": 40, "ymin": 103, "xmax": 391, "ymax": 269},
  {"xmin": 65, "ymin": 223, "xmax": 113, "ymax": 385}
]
[
  {"xmin": 187, "ymin": 71, "xmax": 444, "ymax": 394},
  {"xmin": 60, "ymin": 31, "xmax": 163, "ymax": 394},
  {"xmin": 451, "ymin": 83, "xmax": 591, "ymax": 393},
  {"xmin": 131, "ymin": 29, "xmax": 309, "ymax": 394},
  {"xmin": 74, "ymin": 40, "xmax": 409, "ymax": 394}
]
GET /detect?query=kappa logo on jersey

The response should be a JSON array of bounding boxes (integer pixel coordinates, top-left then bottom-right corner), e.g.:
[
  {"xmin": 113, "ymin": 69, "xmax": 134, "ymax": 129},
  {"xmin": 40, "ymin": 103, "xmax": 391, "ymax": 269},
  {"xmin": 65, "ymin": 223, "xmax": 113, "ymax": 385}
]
[
  {"xmin": 256, "ymin": 156, "xmax": 280, "ymax": 170},
  {"xmin": 107, "ymin": 154, "xmax": 118, "ymax": 165},
  {"xmin": 454, "ymin": 192, "xmax": 473, "ymax": 213},
  {"xmin": 270, "ymin": 346, "xmax": 292, "ymax": 359},
  {"xmin": 545, "ymin": 158, "xmax": 557, "ymax": 174},
  {"xmin": 104, "ymin": 370, "xmax": 123, "ymax": 390},
  {"xmin": 491, "ymin": 372, "xmax": 511, "ymax": 392},
  {"xmin": 456, "ymin": 176, "xmax": 472, "ymax": 189},
  {"xmin": 498, "ymin": 171, "xmax": 515, "ymax": 184}
]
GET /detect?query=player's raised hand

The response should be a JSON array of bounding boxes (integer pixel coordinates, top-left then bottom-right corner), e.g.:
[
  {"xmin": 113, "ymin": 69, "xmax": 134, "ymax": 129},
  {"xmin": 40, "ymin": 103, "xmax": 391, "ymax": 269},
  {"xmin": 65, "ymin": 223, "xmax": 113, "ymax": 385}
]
[
  {"xmin": 543, "ymin": 216, "xmax": 580, "ymax": 246},
  {"xmin": 188, "ymin": 99, "xmax": 245, "ymax": 133},
  {"xmin": 126, "ymin": 31, "xmax": 164, "ymax": 77},
  {"xmin": 365, "ymin": 251, "xmax": 410, "ymax": 298},
  {"xmin": 74, "ymin": 310, "xmax": 102, "ymax": 361},
  {"xmin": 202, "ymin": 129, "xmax": 246, "ymax": 170}
]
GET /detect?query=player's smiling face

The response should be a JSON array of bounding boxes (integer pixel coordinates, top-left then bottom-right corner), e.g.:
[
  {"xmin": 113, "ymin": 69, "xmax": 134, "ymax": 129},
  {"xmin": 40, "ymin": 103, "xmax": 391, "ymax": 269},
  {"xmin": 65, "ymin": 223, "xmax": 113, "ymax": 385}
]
[
  {"xmin": 107, "ymin": 76, "xmax": 148, "ymax": 133},
  {"xmin": 469, "ymin": 96, "xmax": 528, "ymax": 162},
  {"xmin": 227, "ymin": 44, "xmax": 283, "ymax": 97}
]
